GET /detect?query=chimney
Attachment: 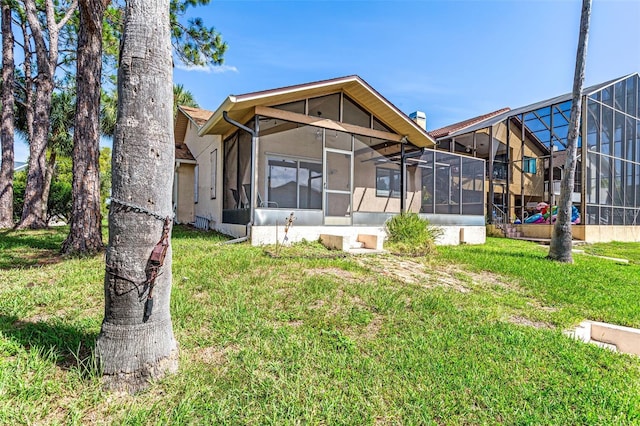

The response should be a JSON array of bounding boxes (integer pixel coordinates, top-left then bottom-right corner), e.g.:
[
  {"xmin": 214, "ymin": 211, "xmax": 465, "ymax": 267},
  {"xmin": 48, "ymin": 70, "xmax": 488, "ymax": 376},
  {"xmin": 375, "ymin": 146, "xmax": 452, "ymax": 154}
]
[{"xmin": 409, "ymin": 111, "xmax": 427, "ymax": 131}]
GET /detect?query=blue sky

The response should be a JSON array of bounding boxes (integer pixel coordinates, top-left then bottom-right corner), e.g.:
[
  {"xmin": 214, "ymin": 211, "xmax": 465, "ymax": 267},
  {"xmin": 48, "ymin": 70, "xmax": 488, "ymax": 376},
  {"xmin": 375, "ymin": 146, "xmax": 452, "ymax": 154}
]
[{"xmin": 14, "ymin": 0, "xmax": 640, "ymax": 162}]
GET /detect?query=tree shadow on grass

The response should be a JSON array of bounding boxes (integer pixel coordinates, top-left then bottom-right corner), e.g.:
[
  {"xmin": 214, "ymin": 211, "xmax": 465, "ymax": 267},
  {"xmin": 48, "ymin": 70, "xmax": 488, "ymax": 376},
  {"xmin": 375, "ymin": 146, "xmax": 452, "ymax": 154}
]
[
  {"xmin": 172, "ymin": 224, "xmax": 231, "ymax": 242},
  {"xmin": 0, "ymin": 229, "xmax": 66, "ymax": 270},
  {"xmin": 0, "ymin": 314, "xmax": 99, "ymax": 374}
]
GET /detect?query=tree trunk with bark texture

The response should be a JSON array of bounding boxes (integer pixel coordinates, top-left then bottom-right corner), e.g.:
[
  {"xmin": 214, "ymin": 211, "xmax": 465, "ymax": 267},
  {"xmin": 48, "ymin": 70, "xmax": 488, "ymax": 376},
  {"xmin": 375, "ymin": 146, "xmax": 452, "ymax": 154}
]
[
  {"xmin": 548, "ymin": 0, "xmax": 591, "ymax": 263},
  {"xmin": 62, "ymin": 0, "xmax": 106, "ymax": 254},
  {"xmin": 96, "ymin": 0, "xmax": 177, "ymax": 393},
  {"xmin": 0, "ymin": 1, "xmax": 15, "ymax": 228},
  {"xmin": 17, "ymin": 0, "xmax": 76, "ymax": 229}
]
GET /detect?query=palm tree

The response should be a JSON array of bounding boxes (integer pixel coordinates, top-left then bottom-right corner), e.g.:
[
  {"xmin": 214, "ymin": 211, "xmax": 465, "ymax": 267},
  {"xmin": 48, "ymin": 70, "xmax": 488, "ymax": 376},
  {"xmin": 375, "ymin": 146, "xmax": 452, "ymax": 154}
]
[
  {"xmin": 548, "ymin": 0, "xmax": 592, "ymax": 263},
  {"xmin": 95, "ymin": 0, "xmax": 178, "ymax": 392},
  {"xmin": 173, "ymin": 83, "xmax": 198, "ymax": 115}
]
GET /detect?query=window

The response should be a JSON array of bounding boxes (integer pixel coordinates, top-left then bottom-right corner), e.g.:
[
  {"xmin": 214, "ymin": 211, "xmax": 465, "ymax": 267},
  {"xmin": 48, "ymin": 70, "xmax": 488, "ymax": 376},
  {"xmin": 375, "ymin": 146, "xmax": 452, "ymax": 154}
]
[
  {"xmin": 194, "ymin": 165, "xmax": 199, "ymax": 204},
  {"xmin": 210, "ymin": 149, "xmax": 217, "ymax": 199},
  {"xmin": 267, "ymin": 156, "xmax": 322, "ymax": 209},
  {"xmin": 376, "ymin": 167, "xmax": 400, "ymax": 198},
  {"xmin": 523, "ymin": 157, "xmax": 537, "ymax": 174}
]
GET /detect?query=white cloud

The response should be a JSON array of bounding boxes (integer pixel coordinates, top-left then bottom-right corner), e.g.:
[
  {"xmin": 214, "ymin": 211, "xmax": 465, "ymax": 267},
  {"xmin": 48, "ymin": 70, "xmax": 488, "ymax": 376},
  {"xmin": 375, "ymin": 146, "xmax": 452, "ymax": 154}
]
[{"xmin": 174, "ymin": 62, "xmax": 238, "ymax": 74}]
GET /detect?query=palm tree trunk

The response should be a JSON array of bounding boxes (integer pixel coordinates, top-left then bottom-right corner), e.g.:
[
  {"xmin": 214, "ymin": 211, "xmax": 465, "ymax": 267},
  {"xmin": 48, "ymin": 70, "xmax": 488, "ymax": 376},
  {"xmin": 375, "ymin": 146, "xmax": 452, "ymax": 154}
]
[
  {"xmin": 61, "ymin": 0, "xmax": 107, "ymax": 254},
  {"xmin": 95, "ymin": 0, "xmax": 177, "ymax": 392},
  {"xmin": 0, "ymin": 0, "xmax": 15, "ymax": 228},
  {"xmin": 548, "ymin": 0, "xmax": 592, "ymax": 262}
]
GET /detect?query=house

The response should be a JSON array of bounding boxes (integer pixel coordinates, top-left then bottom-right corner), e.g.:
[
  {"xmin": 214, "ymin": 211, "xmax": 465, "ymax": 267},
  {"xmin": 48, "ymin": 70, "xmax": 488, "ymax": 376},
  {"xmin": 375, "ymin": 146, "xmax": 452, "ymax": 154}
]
[
  {"xmin": 432, "ymin": 72, "xmax": 640, "ymax": 243},
  {"xmin": 173, "ymin": 76, "xmax": 487, "ymax": 246}
]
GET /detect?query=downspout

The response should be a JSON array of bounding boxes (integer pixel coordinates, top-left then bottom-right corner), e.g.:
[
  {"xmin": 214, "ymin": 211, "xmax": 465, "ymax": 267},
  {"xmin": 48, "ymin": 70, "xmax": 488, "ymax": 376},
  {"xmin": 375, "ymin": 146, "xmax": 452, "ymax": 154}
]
[{"xmin": 223, "ymin": 111, "xmax": 256, "ymax": 239}]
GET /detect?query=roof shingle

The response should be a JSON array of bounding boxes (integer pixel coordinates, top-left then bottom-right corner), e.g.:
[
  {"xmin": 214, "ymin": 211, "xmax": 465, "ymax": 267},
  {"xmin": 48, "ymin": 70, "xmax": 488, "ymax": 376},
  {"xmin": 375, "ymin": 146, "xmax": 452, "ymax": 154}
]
[{"xmin": 429, "ymin": 107, "xmax": 511, "ymax": 139}]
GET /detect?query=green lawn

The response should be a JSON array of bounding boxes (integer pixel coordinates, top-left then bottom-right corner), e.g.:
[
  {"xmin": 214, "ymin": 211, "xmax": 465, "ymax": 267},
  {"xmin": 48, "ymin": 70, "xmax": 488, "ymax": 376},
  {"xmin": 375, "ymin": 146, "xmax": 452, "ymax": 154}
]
[{"xmin": 1, "ymin": 228, "xmax": 639, "ymax": 424}]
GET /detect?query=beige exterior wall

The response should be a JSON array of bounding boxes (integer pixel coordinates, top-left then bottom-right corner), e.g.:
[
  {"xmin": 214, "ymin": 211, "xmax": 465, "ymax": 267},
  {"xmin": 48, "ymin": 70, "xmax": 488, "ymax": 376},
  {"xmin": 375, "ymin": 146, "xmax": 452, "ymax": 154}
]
[
  {"xmin": 250, "ymin": 224, "xmax": 485, "ymax": 246},
  {"xmin": 491, "ymin": 121, "xmax": 547, "ymax": 221},
  {"xmin": 511, "ymin": 224, "xmax": 640, "ymax": 243},
  {"xmin": 183, "ymin": 119, "xmax": 223, "ymax": 228},
  {"xmin": 174, "ymin": 163, "xmax": 195, "ymax": 224}
]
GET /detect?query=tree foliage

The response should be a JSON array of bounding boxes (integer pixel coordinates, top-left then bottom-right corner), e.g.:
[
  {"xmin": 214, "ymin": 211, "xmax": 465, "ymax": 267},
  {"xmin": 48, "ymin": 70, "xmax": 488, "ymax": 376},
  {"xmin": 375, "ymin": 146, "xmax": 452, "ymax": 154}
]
[{"xmin": 170, "ymin": 0, "xmax": 227, "ymax": 67}]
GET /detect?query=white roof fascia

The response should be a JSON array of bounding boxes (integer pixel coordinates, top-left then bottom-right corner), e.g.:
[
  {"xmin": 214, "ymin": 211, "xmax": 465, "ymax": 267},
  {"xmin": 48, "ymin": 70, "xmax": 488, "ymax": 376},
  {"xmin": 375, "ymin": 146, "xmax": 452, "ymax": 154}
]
[{"xmin": 198, "ymin": 96, "xmax": 236, "ymax": 137}]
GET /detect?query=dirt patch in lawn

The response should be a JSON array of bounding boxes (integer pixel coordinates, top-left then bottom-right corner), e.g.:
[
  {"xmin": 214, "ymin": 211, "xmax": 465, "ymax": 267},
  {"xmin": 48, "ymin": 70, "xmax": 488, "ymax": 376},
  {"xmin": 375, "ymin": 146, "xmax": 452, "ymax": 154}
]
[
  {"xmin": 303, "ymin": 267, "xmax": 357, "ymax": 282},
  {"xmin": 191, "ymin": 344, "xmax": 239, "ymax": 366},
  {"xmin": 356, "ymin": 256, "xmax": 471, "ymax": 293},
  {"xmin": 508, "ymin": 315, "xmax": 553, "ymax": 329}
]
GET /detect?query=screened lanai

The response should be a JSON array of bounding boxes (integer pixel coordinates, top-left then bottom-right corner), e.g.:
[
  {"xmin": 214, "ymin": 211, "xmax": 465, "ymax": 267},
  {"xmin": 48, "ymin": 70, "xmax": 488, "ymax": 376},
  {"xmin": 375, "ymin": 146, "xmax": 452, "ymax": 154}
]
[
  {"xmin": 176, "ymin": 75, "xmax": 489, "ymax": 246},
  {"xmin": 221, "ymin": 99, "xmax": 486, "ymax": 229},
  {"xmin": 435, "ymin": 73, "xmax": 640, "ymax": 231}
]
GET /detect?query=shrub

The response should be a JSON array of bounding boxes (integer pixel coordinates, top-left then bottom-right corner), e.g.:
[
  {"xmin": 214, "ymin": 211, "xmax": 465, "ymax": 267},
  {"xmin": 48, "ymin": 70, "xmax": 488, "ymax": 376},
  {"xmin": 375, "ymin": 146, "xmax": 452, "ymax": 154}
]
[{"xmin": 384, "ymin": 212, "xmax": 441, "ymax": 256}]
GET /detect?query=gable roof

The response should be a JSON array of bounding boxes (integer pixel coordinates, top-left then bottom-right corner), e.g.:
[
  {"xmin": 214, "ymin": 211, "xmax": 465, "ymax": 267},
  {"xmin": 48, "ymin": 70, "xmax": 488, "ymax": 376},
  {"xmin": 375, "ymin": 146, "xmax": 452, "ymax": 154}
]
[
  {"xmin": 198, "ymin": 75, "xmax": 437, "ymax": 148},
  {"xmin": 174, "ymin": 106, "xmax": 214, "ymax": 162},
  {"xmin": 179, "ymin": 105, "xmax": 214, "ymax": 127},
  {"xmin": 429, "ymin": 107, "xmax": 510, "ymax": 139},
  {"xmin": 174, "ymin": 105, "xmax": 214, "ymax": 144}
]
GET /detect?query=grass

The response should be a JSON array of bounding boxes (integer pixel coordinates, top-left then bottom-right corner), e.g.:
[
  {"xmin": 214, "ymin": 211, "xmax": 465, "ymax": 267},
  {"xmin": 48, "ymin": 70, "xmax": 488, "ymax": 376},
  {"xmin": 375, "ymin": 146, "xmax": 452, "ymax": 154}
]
[{"xmin": 0, "ymin": 227, "xmax": 639, "ymax": 424}]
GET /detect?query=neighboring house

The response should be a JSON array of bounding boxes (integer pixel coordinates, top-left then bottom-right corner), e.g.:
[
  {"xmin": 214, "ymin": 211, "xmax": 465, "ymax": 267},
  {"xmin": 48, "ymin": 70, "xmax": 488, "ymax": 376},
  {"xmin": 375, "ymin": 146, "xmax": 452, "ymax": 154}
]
[
  {"xmin": 14, "ymin": 162, "xmax": 28, "ymax": 173},
  {"xmin": 433, "ymin": 72, "xmax": 640, "ymax": 243},
  {"xmin": 173, "ymin": 76, "xmax": 486, "ymax": 246}
]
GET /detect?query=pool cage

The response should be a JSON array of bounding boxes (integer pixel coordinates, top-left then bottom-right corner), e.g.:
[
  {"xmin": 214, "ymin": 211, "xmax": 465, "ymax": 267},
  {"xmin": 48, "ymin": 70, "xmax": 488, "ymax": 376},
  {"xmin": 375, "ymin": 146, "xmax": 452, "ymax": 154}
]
[{"xmin": 434, "ymin": 73, "xmax": 640, "ymax": 227}]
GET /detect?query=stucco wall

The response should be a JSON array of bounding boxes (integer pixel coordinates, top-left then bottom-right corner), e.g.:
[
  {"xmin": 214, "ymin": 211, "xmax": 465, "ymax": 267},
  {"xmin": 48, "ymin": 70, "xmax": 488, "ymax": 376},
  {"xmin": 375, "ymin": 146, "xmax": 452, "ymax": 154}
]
[
  {"xmin": 174, "ymin": 163, "xmax": 195, "ymax": 224},
  {"xmin": 182, "ymin": 120, "xmax": 223, "ymax": 227},
  {"xmin": 507, "ymin": 224, "xmax": 640, "ymax": 243},
  {"xmin": 251, "ymin": 224, "xmax": 486, "ymax": 247}
]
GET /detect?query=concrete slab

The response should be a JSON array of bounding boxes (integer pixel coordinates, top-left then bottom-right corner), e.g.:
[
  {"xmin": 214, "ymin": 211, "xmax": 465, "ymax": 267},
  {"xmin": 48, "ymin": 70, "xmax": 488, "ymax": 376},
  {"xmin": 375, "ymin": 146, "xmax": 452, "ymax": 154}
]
[{"xmin": 565, "ymin": 320, "xmax": 640, "ymax": 356}]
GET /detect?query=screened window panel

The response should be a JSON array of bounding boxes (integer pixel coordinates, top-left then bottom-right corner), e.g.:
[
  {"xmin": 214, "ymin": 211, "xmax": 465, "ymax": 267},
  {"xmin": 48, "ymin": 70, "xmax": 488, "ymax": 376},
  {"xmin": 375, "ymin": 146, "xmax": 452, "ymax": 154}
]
[
  {"xmin": 461, "ymin": 156, "xmax": 484, "ymax": 215},
  {"xmin": 223, "ymin": 133, "xmax": 238, "ymax": 210},
  {"xmin": 601, "ymin": 106, "xmax": 613, "ymax": 156},
  {"xmin": 636, "ymin": 164, "xmax": 640, "ymax": 208},
  {"xmin": 626, "ymin": 161, "xmax": 635, "ymax": 207},
  {"xmin": 614, "ymin": 80, "xmax": 626, "ymax": 111},
  {"xmin": 586, "ymin": 205, "xmax": 599, "ymax": 225},
  {"xmin": 586, "ymin": 100, "xmax": 600, "ymax": 151},
  {"xmin": 326, "ymin": 129, "xmax": 352, "ymax": 151},
  {"xmin": 435, "ymin": 153, "xmax": 460, "ymax": 214},
  {"xmin": 308, "ymin": 93, "xmax": 340, "ymax": 121},
  {"xmin": 373, "ymin": 117, "xmax": 393, "ymax": 132},
  {"xmin": 238, "ymin": 130, "xmax": 252, "ymax": 207},
  {"xmin": 419, "ymin": 151, "xmax": 434, "ymax": 214},
  {"xmin": 273, "ymin": 100, "xmax": 306, "ymax": 114},
  {"xmin": 342, "ymin": 95, "xmax": 371, "ymax": 128},
  {"xmin": 586, "ymin": 153, "xmax": 598, "ymax": 204},
  {"xmin": 613, "ymin": 208, "xmax": 625, "ymax": 225},
  {"xmin": 637, "ymin": 76, "xmax": 640, "ymax": 118},
  {"xmin": 599, "ymin": 156, "xmax": 612, "ymax": 205},
  {"xmin": 602, "ymin": 86, "xmax": 613, "ymax": 107},
  {"xmin": 625, "ymin": 117, "xmax": 636, "ymax": 162},
  {"xmin": 600, "ymin": 206, "xmax": 612, "ymax": 225},
  {"xmin": 614, "ymin": 111, "xmax": 624, "ymax": 158},
  {"xmin": 637, "ymin": 121, "xmax": 640, "ymax": 163},
  {"xmin": 626, "ymin": 76, "xmax": 636, "ymax": 115},
  {"xmin": 625, "ymin": 209, "xmax": 637, "ymax": 226},
  {"xmin": 613, "ymin": 158, "xmax": 624, "ymax": 207},
  {"xmin": 325, "ymin": 193, "xmax": 351, "ymax": 217}
]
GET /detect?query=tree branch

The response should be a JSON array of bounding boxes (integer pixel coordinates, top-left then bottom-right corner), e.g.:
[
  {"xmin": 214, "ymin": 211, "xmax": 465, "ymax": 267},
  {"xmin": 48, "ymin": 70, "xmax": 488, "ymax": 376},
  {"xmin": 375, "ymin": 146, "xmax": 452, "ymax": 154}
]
[{"xmin": 55, "ymin": 0, "xmax": 78, "ymax": 32}]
